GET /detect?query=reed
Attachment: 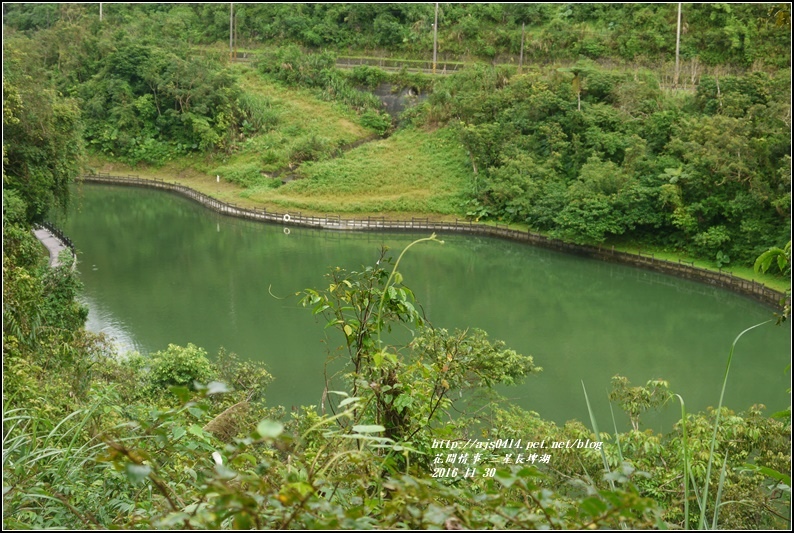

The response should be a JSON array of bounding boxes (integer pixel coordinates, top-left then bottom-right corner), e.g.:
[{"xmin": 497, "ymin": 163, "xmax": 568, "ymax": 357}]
[
  {"xmin": 2, "ymin": 395, "xmax": 144, "ymax": 528},
  {"xmin": 585, "ymin": 319, "xmax": 773, "ymax": 529},
  {"xmin": 696, "ymin": 320, "xmax": 772, "ymax": 529}
]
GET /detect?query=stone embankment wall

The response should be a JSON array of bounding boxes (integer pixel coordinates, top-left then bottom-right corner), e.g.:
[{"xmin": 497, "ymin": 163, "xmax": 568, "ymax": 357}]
[{"xmin": 77, "ymin": 174, "xmax": 788, "ymax": 310}]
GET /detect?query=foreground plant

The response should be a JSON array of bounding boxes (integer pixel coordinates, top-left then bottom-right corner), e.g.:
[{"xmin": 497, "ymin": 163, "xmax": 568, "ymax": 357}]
[
  {"xmin": 298, "ymin": 236, "xmax": 540, "ymax": 452},
  {"xmin": 90, "ymin": 389, "xmax": 663, "ymax": 529},
  {"xmin": 3, "ymin": 236, "xmax": 788, "ymax": 529}
]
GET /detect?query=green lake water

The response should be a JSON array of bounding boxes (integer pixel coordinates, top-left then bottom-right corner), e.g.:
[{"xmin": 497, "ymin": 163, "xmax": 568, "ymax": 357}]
[{"xmin": 59, "ymin": 183, "xmax": 791, "ymax": 432}]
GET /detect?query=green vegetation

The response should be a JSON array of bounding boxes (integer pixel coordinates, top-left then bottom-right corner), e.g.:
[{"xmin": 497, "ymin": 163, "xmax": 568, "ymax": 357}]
[
  {"xmin": 249, "ymin": 126, "xmax": 470, "ymax": 214},
  {"xmin": 3, "ymin": 49, "xmax": 82, "ymax": 222},
  {"xmin": 415, "ymin": 62, "xmax": 791, "ymax": 267},
  {"xmin": 755, "ymin": 240, "xmax": 792, "ymax": 320},
  {"xmin": 3, "ymin": 4, "xmax": 791, "ymax": 529},
  {"xmin": 207, "ymin": 67, "xmax": 374, "ymax": 184},
  {"xmin": 15, "ymin": 3, "xmax": 783, "ymax": 68},
  {"xmin": 3, "ymin": 225, "xmax": 790, "ymax": 528},
  {"xmin": 4, "ymin": 2, "xmax": 789, "ymax": 274}
]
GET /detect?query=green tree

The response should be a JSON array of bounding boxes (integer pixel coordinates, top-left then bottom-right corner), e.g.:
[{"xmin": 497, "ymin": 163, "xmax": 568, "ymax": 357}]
[
  {"xmin": 299, "ymin": 240, "xmax": 539, "ymax": 448},
  {"xmin": 3, "ymin": 43, "xmax": 83, "ymax": 222},
  {"xmin": 608, "ymin": 376, "xmax": 673, "ymax": 431}
]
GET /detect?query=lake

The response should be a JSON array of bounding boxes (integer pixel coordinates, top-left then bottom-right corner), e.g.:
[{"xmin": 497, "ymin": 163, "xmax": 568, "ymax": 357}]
[{"xmin": 59, "ymin": 183, "xmax": 791, "ymax": 432}]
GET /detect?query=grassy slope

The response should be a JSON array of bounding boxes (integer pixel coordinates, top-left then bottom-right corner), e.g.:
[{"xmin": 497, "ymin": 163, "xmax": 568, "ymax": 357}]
[
  {"xmin": 205, "ymin": 65, "xmax": 373, "ymax": 177},
  {"xmin": 86, "ymin": 77, "xmax": 474, "ymax": 220},
  {"xmin": 243, "ymin": 126, "xmax": 472, "ymax": 215},
  {"xmin": 87, "ymin": 64, "xmax": 381, "ymax": 207}
]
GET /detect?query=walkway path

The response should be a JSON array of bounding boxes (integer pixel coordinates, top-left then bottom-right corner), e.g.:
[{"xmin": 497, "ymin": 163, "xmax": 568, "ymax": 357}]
[{"xmin": 33, "ymin": 226, "xmax": 71, "ymax": 268}]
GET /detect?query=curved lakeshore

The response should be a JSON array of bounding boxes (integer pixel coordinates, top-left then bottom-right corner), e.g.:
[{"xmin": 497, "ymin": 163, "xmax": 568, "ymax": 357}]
[
  {"xmin": 59, "ymin": 183, "xmax": 792, "ymax": 426},
  {"xmin": 77, "ymin": 173, "xmax": 787, "ymax": 309}
]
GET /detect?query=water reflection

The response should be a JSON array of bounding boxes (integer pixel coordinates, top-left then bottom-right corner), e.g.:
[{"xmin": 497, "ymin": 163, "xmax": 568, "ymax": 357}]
[
  {"xmin": 81, "ymin": 295, "xmax": 141, "ymax": 354},
  {"xmin": 61, "ymin": 183, "xmax": 791, "ymax": 430}
]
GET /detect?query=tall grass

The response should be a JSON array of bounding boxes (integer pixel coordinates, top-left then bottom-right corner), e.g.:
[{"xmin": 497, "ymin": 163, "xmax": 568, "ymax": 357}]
[
  {"xmin": 584, "ymin": 319, "xmax": 774, "ymax": 529},
  {"xmin": 693, "ymin": 320, "xmax": 772, "ymax": 529},
  {"xmin": 581, "ymin": 381, "xmax": 616, "ymax": 491},
  {"xmin": 205, "ymin": 65, "xmax": 374, "ymax": 179},
  {"xmin": 237, "ymin": 93, "xmax": 280, "ymax": 133},
  {"xmin": 257, "ymin": 46, "xmax": 384, "ymax": 115},
  {"xmin": 2, "ymin": 397, "xmax": 140, "ymax": 529},
  {"xmin": 672, "ymin": 393, "xmax": 690, "ymax": 527}
]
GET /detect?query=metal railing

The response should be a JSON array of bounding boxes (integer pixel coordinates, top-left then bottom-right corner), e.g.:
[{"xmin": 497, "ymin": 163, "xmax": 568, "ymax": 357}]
[
  {"xmin": 38, "ymin": 220, "xmax": 76, "ymax": 254},
  {"xmin": 335, "ymin": 56, "xmax": 463, "ymax": 75},
  {"xmin": 35, "ymin": 220, "xmax": 78, "ymax": 270}
]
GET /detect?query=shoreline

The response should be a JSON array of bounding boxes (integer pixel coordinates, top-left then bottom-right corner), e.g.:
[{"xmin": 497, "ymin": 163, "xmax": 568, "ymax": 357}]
[
  {"xmin": 32, "ymin": 222, "xmax": 77, "ymax": 270},
  {"xmin": 76, "ymin": 173, "xmax": 788, "ymax": 310}
]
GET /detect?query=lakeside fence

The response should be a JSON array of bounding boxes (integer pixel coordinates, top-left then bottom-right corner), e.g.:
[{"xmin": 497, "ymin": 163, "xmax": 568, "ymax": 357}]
[
  {"xmin": 37, "ymin": 220, "xmax": 76, "ymax": 254},
  {"xmin": 34, "ymin": 220, "xmax": 78, "ymax": 270},
  {"xmin": 77, "ymin": 173, "xmax": 787, "ymax": 309},
  {"xmin": 335, "ymin": 56, "xmax": 463, "ymax": 75}
]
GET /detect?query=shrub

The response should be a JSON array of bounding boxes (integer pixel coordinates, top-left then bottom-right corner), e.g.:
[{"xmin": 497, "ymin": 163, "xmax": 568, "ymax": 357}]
[
  {"xmin": 360, "ymin": 109, "xmax": 392, "ymax": 135},
  {"xmin": 148, "ymin": 343, "xmax": 214, "ymax": 389},
  {"xmin": 289, "ymin": 134, "xmax": 333, "ymax": 164},
  {"xmin": 348, "ymin": 65, "xmax": 389, "ymax": 89}
]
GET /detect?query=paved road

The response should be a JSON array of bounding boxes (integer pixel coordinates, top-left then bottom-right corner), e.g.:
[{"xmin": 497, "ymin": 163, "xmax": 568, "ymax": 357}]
[{"xmin": 33, "ymin": 227, "xmax": 70, "ymax": 268}]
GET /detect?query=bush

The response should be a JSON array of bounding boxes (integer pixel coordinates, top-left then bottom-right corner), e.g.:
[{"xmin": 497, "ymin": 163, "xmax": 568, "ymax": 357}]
[
  {"xmin": 347, "ymin": 65, "xmax": 389, "ymax": 89},
  {"xmin": 148, "ymin": 343, "xmax": 214, "ymax": 389},
  {"xmin": 257, "ymin": 45, "xmax": 336, "ymax": 87},
  {"xmin": 693, "ymin": 225, "xmax": 731, "ymax": 259},
  {"xmin": 360, "ymin": 109, "xmax": 392, "ymax": 135},
  {"xmin": 289, "ymin": 135, "xmax": 333, "ymax": 164}
]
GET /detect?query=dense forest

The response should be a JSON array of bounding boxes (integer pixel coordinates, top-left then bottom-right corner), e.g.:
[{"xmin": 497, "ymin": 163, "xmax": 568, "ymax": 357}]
[
  {"xmin": 3, "ymin": 3, "xmax": 791, "ymax": 530},
  {"xmin": 6, "ymin": 3, "xmax": 790, "ymax": 67}
]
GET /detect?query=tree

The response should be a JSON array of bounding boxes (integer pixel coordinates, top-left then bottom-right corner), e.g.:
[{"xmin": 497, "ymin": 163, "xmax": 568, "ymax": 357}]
[
  {"xmin": 3, "ymin": 42, "xmax": 83, "ymax": 222},
  {"xmin": 609, "ymin": 376, "xmax": 673, "ymax": 431},
  {"xmin": 558, "ymin": 62, "xmax": 594, "ymax": 112},
  {"xmin": 299, "ymin": 238, "xmax": 540, "ymax": 448}
]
